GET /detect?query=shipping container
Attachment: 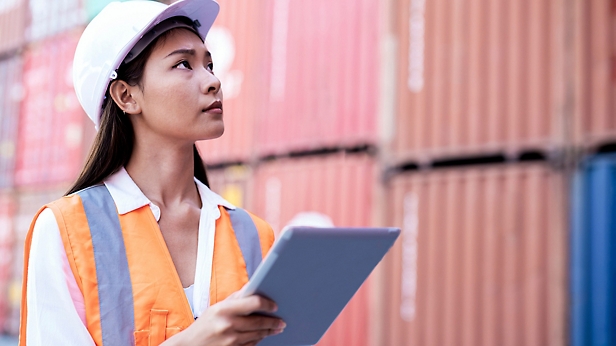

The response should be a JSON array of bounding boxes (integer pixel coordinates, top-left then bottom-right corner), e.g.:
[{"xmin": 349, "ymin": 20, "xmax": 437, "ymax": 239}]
[
  {"xmin": 195, "ymin": 0, "xmax": 267, "ymax": 164},
  {"xmin": 375, "ymin": 164, "xmax": 568, "ymax": 346},
  {"xmin": 571, "ymin": 153, "xmax": 616, "ymax": 346},
  {"xmin": 206, "ymin": 165, "xmax": 253, "ymax": 210},
  {"xmin": 0, "ymin": 0, "xmax": 27, "ymax": 55},
  {"xmin": 387, "ymin": 0, "xmax": 564, "ymax": 164},
  {"xmin": 4, "ymin": 187, "xmax": 66, "ymax": 336},
  {"xmin": 252, "ymin": 153, "xmax": 377, "ymax": 346},
  {"xmin": 27, "ymin": 0, "xmax": 85, "ymax": 42},
  {"xmin": 0, "ymin": 193, "xmax": 15, "ymax": 334},
  {"xmin": 0, "ymin": 56, "xmax": 23, "ymax": 189},
  {"xmin": 255, "ymin": 0, "xmax": 380, "ymax": 156},
  {"xmin": 15, "ymin": 29, "xmax": 87, "ymax": 188},
  {"xmin": 572, "ymin": 0, "xmax": 616, "ymax": 148}
]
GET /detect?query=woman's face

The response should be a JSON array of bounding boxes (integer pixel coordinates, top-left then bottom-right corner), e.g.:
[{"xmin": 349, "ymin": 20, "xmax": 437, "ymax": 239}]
[{"xmin": 129, "ymin": 28, "xmax": 224, "ymax": 143}]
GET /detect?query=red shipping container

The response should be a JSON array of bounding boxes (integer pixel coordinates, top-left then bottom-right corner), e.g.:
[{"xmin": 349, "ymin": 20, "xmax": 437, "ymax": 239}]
[
  {"xmin": 27, "ymin": 0, "xmax": 85, "ymax": 43},
  {"xmin": 572, "ymin": 0, "xmax": 616, "ymax": 147},
  {"xmin": 255, "ymin": 0, "xmax": 380, "ymax": 156},
  {"xmin": 387, "ymin": 0, "xmax": 562, "ymax": 163},
  {"xmin": 252, "ymin": 153, "xmax": 377, "ymax": 346},
  {"xmin": 15, "ymin": 29, "xmax": 87, "ymax": 187},
  {"xmin": 374, "ymin": 164, "xmax": 567, "ymax": 346},
  {"xmin": 196, "ymin": 0, "xmax": 267, "ymax": 164},
  {"xmin": 0, "ymin": 193, "xmax": 15, "ymax": 334},
  {"xmin": 0, "ymin": 56, "xmax": 23, "ymax": 188},
  {"xmin": 0, "ymin": 0, "xmax": 27, "ymax": 55}
]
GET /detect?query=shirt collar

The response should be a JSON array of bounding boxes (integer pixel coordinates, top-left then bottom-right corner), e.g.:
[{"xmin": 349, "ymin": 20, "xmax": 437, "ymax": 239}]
[{"xmin": 104, "ymin": 167, "xmax": 235, "ymax": 221}]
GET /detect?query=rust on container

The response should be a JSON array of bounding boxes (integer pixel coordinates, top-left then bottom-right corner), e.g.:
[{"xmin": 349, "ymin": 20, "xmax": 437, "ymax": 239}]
[
  {"xmin": 15, "ymin": 29, "xmax": 87, "ymax": 187},
  {"xmin": 0, "ymin": 0, "xmax": 27, "ymax": 55},
  {"xmin": 0, "ymin": 55, "xmax": 23, "ymax": 189},
  {"xmin": 252, "ymin": 153, "xmax": 377, "ymax": 346},
  {"xmin": 374, "ymin": 164, "xmax": 567, "ymax": 346},
  {"xmin": 195, "ymin": 0, "xmax": 267, "ymax": 164},
  {"xmin": 255, "ymin": 0, "xmax": 380, "ymax": 156},
  {"xmin": 389, "ymin": 0, "xmax": 560, "ymax": 164}
]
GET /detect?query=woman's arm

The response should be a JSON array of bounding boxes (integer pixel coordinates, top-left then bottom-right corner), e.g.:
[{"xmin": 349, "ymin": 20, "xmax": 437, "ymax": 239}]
[
  {"xmin": 162, "ymin": 292, "xmax": 285, "ymax": 346},
  {"xmin": 25, "ymin": 208, "xmax": 96, "ymax": 345}
]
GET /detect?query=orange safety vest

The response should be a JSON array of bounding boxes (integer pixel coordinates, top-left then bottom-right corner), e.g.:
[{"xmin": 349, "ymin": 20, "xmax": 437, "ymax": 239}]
[{"xmin": 19, "ymin": 185, "xmax": 274, "ymax": 346}]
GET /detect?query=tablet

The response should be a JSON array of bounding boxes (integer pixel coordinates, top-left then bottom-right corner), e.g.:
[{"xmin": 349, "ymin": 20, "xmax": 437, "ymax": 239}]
[{"xmin": 242, "ymin": 227, "xmax": 401, "ymax": 346}]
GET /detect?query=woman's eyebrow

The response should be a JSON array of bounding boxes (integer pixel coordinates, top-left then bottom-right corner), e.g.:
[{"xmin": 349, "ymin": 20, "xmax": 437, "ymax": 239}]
[
  {"xmin": 165, "ymin": 48, "xmax": 195, "ymax": 58},
  {"xmin": 165, "ymin": 49, "xmax": 212, "ymax": 59}
]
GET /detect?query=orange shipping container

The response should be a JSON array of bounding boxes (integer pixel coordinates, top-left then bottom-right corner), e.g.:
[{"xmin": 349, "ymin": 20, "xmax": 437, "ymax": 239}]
[
  {"xmin": 387, "ymin": 0, "xmax": 564, "ymax": 163},
  {"xmin": 375, "ymin": 164, "xmax": 568, "ymax": 346},
  {"xmin": 0, "ymin": 0, "xmax": 27, "ymax": 55},
  {"xmin": 196, "ymin": 0, "xmax": 267, "ymax": 164},
  {"xmin": 572, "ymin": 0, "xmax": 616, "ymax": 147},
  {"xmin": 206, "ymin": 165, "xmax": 253, "ymax": 210},
  {"xmin": 252, "ymin": 153, "xmax": 377, "ymax": 346}
]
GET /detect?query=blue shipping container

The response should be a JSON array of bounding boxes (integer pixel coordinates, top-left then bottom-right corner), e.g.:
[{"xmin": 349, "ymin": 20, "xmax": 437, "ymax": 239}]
[{"xmin": 571, "ymin": 153, "xmax": 616, "ymax": 346}]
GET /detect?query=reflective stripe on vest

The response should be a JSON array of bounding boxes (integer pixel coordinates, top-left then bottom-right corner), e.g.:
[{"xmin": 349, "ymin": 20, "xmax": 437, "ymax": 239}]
[
  {"xmin": 227, "ymin": 208, "xmax": 262, "ymax": 278},
  {"xmin": 79, "ymin": 186, "xmax": 135, "ymax": 345},
  {"xmin": 78, "ymin": 185, "xmax": 262, "ymax": 344}
]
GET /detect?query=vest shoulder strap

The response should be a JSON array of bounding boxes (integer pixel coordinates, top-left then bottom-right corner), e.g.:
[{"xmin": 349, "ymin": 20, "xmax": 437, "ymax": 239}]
[{"xmin": 226, "ymin": 207, "xmax": 263, "ymax": 278}]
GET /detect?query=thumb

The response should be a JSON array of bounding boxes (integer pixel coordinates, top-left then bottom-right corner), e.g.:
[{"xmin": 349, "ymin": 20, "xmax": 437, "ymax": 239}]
[{"xmin": 227, "ymin": 282, "xmax": 251, "ymax": 300}]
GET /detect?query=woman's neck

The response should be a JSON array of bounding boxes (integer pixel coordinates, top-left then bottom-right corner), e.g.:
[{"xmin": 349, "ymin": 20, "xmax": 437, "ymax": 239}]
[{"xmin": 125, "ymin": 138, "xmax": 200, "ymax": 209}]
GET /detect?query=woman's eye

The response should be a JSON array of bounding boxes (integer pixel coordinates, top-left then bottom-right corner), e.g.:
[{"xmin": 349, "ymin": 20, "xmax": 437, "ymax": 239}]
[
  {"xmin": 174, "ymin": 60, "xmax": 192, "ymax": 69},
  {"xmin": 207, "ymin": 62, "xmax": 214, "ymax": 72}
]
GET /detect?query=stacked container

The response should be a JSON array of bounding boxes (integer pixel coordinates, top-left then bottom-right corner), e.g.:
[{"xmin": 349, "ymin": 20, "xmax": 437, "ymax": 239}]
[
  {"xmin": 386, "ymin": 0, "xmax": 565, "ymax": 164},
  {"xmin": 571, "ymin": 154, "xmax": 616, "ymax": 346},
  {"xmin": 1, "ymin": 0, "xmax": 88, "ymax": 339},
  {"xmin": 0, "ymin": 0, "xmax": 27, "ymax": 56},
  {"xmin": 251, "ymin": 153, "xmax": 377, "ymax": 346},
  {"xmin": 15, "ymin": 29, "xmax": 86, "ymax": 187},
  {"xmin": 254, "ymin": 0, "xmax": 380, "ymax": 156},
  {"xmin": 572, "ymin": 0, "xmax": 616, "ymax": 148},
  {"xmin": 375, "ymin": 164, "xmax": 568, "ymax": 346},
  {"xmin": 0, "ymin": 56, "xmax": 23, "ymax": 189},
  {"xmin": 0, "ymin": 194, "xmax": 14, "ymax": 334}
]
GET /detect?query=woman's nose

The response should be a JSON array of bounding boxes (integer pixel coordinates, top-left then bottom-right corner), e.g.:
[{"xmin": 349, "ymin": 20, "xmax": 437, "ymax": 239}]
[{"xmin": 201, "ymin": 68, "xmax": 221, "ymax": 94}]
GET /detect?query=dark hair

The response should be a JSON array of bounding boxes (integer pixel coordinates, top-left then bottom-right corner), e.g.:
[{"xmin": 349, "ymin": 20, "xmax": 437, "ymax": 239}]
[{"xmin": 66, "ymin": 30, "xmax": 209, "ymax": 195}]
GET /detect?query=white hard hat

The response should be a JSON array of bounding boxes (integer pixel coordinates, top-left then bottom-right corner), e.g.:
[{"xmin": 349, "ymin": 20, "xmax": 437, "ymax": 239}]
[{"xmin": 73, "ymin": 0, "xmax": 219, "ymax": 128}]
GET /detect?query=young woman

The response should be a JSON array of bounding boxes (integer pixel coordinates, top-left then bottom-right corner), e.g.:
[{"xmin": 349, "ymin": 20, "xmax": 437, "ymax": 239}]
[{"xmin": 19, "ymin": 1, "xmax": 284, "ymax": 345}]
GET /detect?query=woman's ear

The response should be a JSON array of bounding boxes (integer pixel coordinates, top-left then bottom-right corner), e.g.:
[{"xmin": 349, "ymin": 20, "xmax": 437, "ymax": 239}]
[{"xmin": 108, "ymin": 80, "xmax": 141, "ymax": 115}]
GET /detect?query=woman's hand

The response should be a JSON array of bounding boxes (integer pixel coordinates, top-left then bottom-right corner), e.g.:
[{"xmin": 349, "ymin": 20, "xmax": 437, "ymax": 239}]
[{"xmin": 162, "ymin": 291, "xmax": 285, "ymax": 346}]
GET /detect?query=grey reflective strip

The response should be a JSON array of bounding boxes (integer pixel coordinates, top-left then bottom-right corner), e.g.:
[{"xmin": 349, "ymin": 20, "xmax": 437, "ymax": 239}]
[
  {"xmin": 227, "ymin": 208, "xmax": 262, "ymax": 278},
  {"xmin": 79, "ymin": 186, "xmax": 135, "ymax": 346}
]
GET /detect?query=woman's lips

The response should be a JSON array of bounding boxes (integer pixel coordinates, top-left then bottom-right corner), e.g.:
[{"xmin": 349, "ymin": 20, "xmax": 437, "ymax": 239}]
[{"xmin": 203, "ymin": 100, "xmax": 223, "ymax": 114}]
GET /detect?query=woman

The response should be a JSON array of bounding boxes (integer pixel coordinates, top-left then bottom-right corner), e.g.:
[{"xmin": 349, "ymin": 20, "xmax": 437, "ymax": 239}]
[{"xmin": 19, "ymin": 1, "xmax": 284, "ymax": 345}]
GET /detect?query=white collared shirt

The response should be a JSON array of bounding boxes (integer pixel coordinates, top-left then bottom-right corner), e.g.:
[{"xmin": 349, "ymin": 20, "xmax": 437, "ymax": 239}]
[{"xmin": 25, "ymin": 168, "xmax": 235, "ymax": 345}]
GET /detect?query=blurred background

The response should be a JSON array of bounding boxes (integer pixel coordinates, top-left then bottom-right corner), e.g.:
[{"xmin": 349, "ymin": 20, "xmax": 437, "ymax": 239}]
[{"xmin": 0, "ymin": 0, "xmax": 615, "ymax": 345}]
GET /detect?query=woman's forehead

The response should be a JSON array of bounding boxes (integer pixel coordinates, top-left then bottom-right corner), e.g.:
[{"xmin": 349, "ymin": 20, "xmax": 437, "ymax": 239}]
[{"xmin": 150, "ymin": 28, "xmax": 209, "ymax": 57}]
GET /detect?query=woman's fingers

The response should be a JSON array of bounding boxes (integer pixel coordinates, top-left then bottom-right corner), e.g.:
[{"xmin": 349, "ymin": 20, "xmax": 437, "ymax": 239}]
[
  {"xmin": 224, "ymin": 295, "xmax": 278, "ymax": 316},
  {"xmin": 235, "ymin": 327, "xmax": 284, "ymax": 345},
  {"xmin": 233, "ymin": 315, "xmax": 286, "ymax": 333}
]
